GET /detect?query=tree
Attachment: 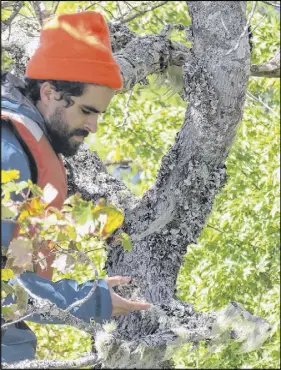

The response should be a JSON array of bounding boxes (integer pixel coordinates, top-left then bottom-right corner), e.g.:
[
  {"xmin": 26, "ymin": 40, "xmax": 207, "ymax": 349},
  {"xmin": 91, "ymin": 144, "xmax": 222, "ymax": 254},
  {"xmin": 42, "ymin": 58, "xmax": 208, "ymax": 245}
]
[{"xmin": 1, "ymin": 1, "xmax": 280, "ymax": 369}]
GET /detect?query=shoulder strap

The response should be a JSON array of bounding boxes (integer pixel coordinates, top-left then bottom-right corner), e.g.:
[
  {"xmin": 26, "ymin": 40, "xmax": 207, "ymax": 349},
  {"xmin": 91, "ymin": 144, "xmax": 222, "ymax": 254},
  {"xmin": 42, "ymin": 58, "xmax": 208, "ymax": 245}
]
[{"xmin": 1, "ymin": 117, "xmax": 38, "ymax": 183}]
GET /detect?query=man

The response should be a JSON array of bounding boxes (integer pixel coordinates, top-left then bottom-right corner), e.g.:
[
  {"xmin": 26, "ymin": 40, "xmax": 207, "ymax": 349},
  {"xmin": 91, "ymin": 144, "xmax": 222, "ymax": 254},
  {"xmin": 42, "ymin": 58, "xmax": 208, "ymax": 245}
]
[{"xmin": 1, "ymin": 11, "xmax": 150, "ymax": 363}]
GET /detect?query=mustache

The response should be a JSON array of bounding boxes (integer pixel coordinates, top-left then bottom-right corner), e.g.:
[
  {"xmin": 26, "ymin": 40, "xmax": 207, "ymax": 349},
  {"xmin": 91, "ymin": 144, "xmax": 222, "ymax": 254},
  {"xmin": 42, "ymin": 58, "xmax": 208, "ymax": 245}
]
[{"xmin": 69, "ymin": 129, "xmax": 89, "ymax": 138}]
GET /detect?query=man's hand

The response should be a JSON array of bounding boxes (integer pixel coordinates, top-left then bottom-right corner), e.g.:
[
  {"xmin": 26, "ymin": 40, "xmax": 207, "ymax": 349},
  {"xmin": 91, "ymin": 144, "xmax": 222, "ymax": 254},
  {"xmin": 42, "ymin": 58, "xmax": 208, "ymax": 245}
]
[{"xmin": 105, "ymin": 276, "xmax": 151, "ymax": 316}]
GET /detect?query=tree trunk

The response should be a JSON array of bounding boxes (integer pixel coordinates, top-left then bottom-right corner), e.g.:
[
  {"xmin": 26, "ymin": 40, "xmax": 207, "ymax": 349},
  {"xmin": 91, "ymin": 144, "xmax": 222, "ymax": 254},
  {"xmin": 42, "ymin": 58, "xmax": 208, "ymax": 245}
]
[{"xmin": 64, "ymin": 2, "xmax": 269, "ymax": 369}]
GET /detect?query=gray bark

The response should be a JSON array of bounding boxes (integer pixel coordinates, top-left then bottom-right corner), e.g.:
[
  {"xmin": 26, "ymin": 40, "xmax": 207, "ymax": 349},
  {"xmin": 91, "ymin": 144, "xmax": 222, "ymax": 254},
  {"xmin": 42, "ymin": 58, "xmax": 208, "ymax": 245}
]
[
  {"xmin": 1, "ymin": 1, "xmax": 272, "ymax": 369},
  {"xmin": 63, "ymin": 2, "xmax": 270, "ymax": 368}
]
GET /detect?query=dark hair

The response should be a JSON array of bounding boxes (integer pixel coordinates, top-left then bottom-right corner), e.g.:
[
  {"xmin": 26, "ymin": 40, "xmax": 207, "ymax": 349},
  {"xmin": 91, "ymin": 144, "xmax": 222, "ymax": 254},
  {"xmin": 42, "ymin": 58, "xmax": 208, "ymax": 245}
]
[{"xmin": 18, "ymin": 77, "xmax": 89, "ymax": 108}]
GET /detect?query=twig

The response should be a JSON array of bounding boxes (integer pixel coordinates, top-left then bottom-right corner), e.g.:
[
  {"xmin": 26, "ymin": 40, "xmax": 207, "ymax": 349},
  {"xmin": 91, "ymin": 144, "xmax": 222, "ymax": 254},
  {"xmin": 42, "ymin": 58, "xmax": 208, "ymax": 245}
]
[
  {"xmin": 261, "ymin": 1, "xmax": 280, "ymax": 7},
  {"xmin": 246, "ymin": 90, "xmax": 280, "ymax": 118},
  {"xmin": 2, "ymin": 277, "xmax": 99, "ymax": 336},
  {"xmin": 2, "ymin": 1, "xmax": 24, "ymax": 32},
  {"xmin": 240, "ymin": 169, "xmax": 260, "ymax": 190},
  {"xmin": 29, "ymin": 1, "xmax": 45, "ymax": 26},
  {"xmin": 116, "ymin": 1, "xmax": 124, "ymax": 23},
  {"xmin": 1, "ymin": 310, "xmax": 36, "ymax": 330},
  {"xmin": 84, "ymin": 246, "xmax": 106, "ymax": 254},
  {"xmin": 1, "ymin": 218, "xmax": 17, "ymax": 224},
  {"xmin": 207, "ymin": 224, "xmax": 223, "ymax": 233},
  {"xmin": 116, "ymin": 90, "xmax": 134, "ymax": 127},
  {"xmin": 250, "ymin": 47, "xmax": 280, "ymax": 78},
  {"xmin": 226, "ymin": 1, "xmax": 257, "ymax": 56},
  {"xmin": 249, "ymin": 14, "xmax": 267, "ymax": 34},
  {"xmin": 54, "ymin": 245, "xmax": 99, "ymax": 313},
  {"xmin": 82, "ymin": 1, "xmax": 99, "ymax": 12},
  {"xmin": 52, "ymin": 0, "xmax": 60, "ymax": 14},
  {"xmin": 114, "ymin": 1, "xmax": 169, "ymax": 24},
  {"xmin": 2, "ymin": 353, "xmax": 99, "ymax": 369},
  {"xmin": 1, "ymin": 1, "xmax": 18, "ymax": 8},
  {"xmin": 104, "ymin": 159, "xmax": 133, "ymax": 166},
  {"xmin": 2, "ymin": 244, "xmax": 100, "ymax": 330}
]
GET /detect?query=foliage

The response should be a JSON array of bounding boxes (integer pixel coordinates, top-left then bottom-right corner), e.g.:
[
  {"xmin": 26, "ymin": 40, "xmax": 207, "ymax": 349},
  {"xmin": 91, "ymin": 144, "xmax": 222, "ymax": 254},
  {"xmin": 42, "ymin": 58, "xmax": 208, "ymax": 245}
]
[
  {"xmin": 1, "ymin": 171, "xmax": 131, "ymax": 321},
  {"xmin": 1, "ymin": 1, "xmax": 280, "ymax": 369}
]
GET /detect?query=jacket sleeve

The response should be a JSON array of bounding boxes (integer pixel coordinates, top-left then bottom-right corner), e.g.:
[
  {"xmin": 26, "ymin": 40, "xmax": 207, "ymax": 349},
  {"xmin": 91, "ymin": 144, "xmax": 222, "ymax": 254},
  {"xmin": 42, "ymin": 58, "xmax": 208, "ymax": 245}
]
[
  {"xmin": 1, "ymin": 120, "xmax": 32, "ymax": 248},
  {"xmin": 5, "ymin": 274, "xmax": 112, "ymax": 324},
  {"xmin": 1, "ymin": 121, "xmax": 112, "ymax": 324}
]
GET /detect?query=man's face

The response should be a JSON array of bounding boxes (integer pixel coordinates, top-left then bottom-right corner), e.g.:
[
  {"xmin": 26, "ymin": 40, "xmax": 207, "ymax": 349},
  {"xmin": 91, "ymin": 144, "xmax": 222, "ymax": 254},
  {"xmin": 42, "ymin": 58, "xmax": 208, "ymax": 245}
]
[{"xmin": 41, "ymin": 83, "xmax": 115, "ymax": 157}]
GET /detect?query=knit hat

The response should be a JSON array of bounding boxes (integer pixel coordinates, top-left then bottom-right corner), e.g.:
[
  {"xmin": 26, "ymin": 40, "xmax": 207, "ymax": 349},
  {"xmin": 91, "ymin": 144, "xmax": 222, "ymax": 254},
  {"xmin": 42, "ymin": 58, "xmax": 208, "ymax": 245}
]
[{"xmin": 26, "ymin": 11, "xmax": 123, "ymax": 89}]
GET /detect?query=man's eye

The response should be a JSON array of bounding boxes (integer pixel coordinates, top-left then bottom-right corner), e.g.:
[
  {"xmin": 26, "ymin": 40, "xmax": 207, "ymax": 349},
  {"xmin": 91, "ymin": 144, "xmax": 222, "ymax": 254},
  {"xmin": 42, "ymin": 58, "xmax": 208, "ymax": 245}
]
[{"xmin": 81, "ymin": 108, "xmax": 91, "ymax": 115}]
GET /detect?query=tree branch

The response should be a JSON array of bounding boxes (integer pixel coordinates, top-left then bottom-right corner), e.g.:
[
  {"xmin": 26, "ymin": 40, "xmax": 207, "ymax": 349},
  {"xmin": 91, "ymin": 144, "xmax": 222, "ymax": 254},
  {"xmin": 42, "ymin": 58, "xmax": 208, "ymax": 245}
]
[
  {"xmin": 52, "ymin": 1, "xmax": 60, "ymax": 14},
  {"xmin": 113, "ymin": 1, "xmax": 169, "ymax": 25},
  {"xmin": 114, "ymin": 35, "xmax": 191, "ymax": 92},
  {"xmin": 1, "ymin": 1, "xmax": 18, "ymax": 8},
  {"xmin": 94, "ymin": 300, "xmax": 271, "ymax": 368},
  {"xmin": 261, "ymin": 1, "xmax": 280, "ymax": 7},
  {"xmin": 2, "ymin": 1, "xmax": 24, "ymax": 32},
  {"xmin": 250, "ymin": 47, "xmax": 280, "ymax": 78},
  {"xmin": 29, "ymin": 1, "xmax": 45, "ymax": 26},
  {"xmin": 2, "ymin": 353, "xmax": 99, "ymax": 369}
]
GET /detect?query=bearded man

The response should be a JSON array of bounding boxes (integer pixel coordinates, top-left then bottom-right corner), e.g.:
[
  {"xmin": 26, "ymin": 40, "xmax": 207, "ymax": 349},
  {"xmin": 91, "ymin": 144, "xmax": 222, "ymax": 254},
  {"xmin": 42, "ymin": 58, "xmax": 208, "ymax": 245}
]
[{"xmin": 1, "ymin": 11, "xmax": 150, "ymax": 363}]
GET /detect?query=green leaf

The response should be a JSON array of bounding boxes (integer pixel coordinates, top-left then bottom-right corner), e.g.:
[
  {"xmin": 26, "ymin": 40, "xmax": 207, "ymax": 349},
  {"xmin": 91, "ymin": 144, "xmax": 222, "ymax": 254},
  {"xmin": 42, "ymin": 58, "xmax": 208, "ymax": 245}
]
[
  {"xmin": 51, "ymin": 254, "xmax": 76, "ymax": 274},
  {"xmin": 2, "ymin": 304, "xmax": 19, "ymax": 321},
  {"xmin": 120, "ymin": 232, "xmax": 132, "ymax": 252},
  {"xmin": 1, "ymin": 282, "xmax": 15, "ymax": 297},
  {"xmin": 2, "ymin": 180, "xmax": 29, "ymax": 196},
  {"xmin": 14, "ymin": 285, "xmax": 28, "ymax": 313},
  {"xmin": 1, "ymin": 246, "xmax": 7, "ymax": 256},
  {"xmin": 27, "ymin": 180, "xmax": 43, "ymax": 197},
  {"xmin": 64, "ymin": 193, "xmax": 93, "ymax": 225},
  {"xmin": 1, "ymin": 204, "xmax": 18, "ymax": 219}
]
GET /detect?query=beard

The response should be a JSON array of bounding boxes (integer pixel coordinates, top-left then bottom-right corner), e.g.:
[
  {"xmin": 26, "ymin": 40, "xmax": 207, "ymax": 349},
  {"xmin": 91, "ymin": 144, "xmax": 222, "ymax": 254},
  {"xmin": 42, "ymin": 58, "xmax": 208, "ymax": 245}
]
[{"xmin": 45, "ymin": 107, "xmax": 89, "ymax": 157}]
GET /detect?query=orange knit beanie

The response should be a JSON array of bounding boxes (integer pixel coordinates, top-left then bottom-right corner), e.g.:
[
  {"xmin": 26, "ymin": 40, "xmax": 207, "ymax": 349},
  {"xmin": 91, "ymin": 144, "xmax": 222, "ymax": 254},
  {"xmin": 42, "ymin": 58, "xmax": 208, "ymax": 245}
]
[{"xmin": 26, "ymin": 11, "xmax": 123, "ymax": 89}]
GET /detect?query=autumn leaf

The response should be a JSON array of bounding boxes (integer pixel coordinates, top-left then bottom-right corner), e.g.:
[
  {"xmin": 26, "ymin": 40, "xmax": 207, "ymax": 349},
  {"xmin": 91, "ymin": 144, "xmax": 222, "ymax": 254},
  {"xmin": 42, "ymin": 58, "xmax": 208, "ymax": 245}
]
[
  {"xmin": 1, "ymin": 269, "xmax": 15, "ymax": 281},
  {"xmin": 6, "ymin": 237, "xmax": 34, "ymax": 274},
  {"xmin": 1, "ymin": 169, "xmax": 19, "ymax": 183},
  {"xmin": 92, "ymin": 199, "xmax": 124, "ymax": 239},
  {"xmin": 18, "ymin": 197, "xmax": 47, "ymax": 223}
]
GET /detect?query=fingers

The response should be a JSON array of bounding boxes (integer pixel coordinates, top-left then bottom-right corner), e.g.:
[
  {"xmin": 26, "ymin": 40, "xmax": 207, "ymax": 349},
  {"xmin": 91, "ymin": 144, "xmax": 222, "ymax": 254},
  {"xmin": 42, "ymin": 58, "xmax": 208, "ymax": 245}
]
[
  {"xmin": 113, "ymin": 300, "xmax": 151, "ymax": 316},
  {"xmin": 111, "ymin": 291, "xmax": 151, "ymax": 317},
  {"xmin": 105, "ymin": 276, "xmax": 131, "ymax": 288},
  {"xmin": 128, "ymin": 300, "xmax": 151, "ymax": 311},
  {"xmin": 105, "ymin": 276, "xmax": 151, "ymax": 317}
]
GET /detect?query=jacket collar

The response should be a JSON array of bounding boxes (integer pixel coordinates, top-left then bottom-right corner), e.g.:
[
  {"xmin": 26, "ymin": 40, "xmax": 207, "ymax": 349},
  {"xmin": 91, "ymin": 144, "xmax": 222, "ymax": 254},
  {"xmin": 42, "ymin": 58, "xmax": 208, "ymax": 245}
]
[{"xmin": 1, "ymin": 72, "xmax": 54, "ymax": 148}]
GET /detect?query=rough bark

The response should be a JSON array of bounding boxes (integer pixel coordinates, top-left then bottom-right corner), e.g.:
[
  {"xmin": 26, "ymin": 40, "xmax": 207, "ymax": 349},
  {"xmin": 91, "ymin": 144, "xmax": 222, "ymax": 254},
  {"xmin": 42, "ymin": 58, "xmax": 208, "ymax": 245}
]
[
  {"xmin": 63, "ymin": 2, "xmax": 270, "ymax": 369},
  {"xmin": 1, "ymin": 2, "xmax": 272, "ymax": 369}
]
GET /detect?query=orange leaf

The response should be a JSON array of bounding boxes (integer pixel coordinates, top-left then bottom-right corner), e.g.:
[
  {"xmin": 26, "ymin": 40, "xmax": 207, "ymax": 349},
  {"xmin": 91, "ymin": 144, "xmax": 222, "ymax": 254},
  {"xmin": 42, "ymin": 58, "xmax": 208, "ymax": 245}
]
[{"xmin": 18, "ymin": 197, "xmax": 47, "ymax": 223}]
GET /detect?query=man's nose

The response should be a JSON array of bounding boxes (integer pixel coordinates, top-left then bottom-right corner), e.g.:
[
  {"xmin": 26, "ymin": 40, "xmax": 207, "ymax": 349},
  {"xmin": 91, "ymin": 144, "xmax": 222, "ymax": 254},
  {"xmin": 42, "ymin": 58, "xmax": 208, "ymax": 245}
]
[{"xmin": 85, "ymin": 116, "xmax": 98, "ymax": 133}]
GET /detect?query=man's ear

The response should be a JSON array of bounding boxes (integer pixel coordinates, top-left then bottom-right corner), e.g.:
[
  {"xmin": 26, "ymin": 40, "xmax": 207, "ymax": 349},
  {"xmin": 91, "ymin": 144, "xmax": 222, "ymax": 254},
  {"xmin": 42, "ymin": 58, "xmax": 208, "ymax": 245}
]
[{"xmin": 40, "ymin": 82, "xmax": 55, "ymax": 105}]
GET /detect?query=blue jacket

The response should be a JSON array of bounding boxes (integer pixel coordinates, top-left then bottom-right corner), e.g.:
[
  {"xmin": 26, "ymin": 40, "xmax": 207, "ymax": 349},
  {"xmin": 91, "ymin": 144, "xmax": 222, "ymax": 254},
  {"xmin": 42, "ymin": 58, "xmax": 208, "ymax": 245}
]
[{"xmin": 1, "ymin": 72, "xmax": 112, "ymax": 363}]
